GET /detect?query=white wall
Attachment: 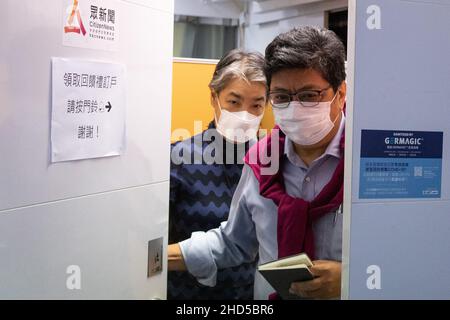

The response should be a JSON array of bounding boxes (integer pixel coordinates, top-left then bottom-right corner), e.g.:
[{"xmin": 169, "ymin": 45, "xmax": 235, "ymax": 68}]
[
  {"xmin": 343, "ymin": 0, "xmax": 450, "ymax": 299},
  {"xmin": 173, "ymin": 0, "xmax": 348, "ymax": 55},
  {"xmin": 174, "ymin": 0, "xmax": 242, "ymax": 19},
  {"xmin": 0, "ymin": 0, "xmax": 173, "ymax": 299},
  {"xmin": 244, "ymin": 0, "xmax": 348, "ymax": 53}
]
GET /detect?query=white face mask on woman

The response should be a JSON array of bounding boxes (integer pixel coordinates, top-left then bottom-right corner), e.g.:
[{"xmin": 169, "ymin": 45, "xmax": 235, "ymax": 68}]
[
  {"xmin": 272, "ymin": 92, "xmax": 340, "ymax": 146},
  {"xmin": 215, "ymin": 99, "xmax": 264, "ymax": 144}
]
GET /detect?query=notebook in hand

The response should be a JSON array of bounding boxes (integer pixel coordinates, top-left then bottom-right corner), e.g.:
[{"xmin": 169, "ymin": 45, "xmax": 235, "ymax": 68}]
[{"xmin": 258, "ymin": 253, "xmax": 314, "ymax": 300}]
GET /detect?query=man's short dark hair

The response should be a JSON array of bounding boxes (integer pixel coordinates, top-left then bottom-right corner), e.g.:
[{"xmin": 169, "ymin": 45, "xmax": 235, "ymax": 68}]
[{"xmin": 265, "ymin": 26, "xmax": 346, "ymax": 91}]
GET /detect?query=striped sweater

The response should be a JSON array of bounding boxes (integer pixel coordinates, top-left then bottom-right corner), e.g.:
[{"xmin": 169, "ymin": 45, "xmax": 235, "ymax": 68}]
[{"xmin": 168, "ymin": 121, "xmax": 256, "ymax": 300}]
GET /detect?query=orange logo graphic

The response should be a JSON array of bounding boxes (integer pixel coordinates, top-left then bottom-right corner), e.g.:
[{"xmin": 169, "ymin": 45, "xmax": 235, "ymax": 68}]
[{"xmin": 64, "ymin": 0, "xmax": 87, "ymax": 36}]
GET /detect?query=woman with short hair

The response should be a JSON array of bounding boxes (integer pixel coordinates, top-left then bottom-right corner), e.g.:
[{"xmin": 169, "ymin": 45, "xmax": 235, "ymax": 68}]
[{"xmin": 168, "ymin": 49, "xmax": 268, "ymax": 300}]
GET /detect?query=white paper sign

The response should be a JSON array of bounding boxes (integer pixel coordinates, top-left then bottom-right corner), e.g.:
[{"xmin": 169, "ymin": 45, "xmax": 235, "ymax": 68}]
[
  {"xmin": 62, "ymin": 0, "xmax": 120, "ymax": 52},
  {"xmin": 51, "ymin": 57, "xmax": 126, "ymax": 162}
]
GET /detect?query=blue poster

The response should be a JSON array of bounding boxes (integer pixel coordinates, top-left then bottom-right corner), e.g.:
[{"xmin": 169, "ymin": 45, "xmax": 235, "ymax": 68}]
[{"xmin": 359, "ymin": 130, "xmax": 443, "ymax": 199}]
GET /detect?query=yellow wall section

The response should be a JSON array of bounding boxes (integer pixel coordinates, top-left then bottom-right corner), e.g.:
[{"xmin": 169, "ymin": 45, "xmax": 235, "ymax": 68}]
[{"xmin": 171, "ymin": 60, "xmax": 275, "ymax": 143}]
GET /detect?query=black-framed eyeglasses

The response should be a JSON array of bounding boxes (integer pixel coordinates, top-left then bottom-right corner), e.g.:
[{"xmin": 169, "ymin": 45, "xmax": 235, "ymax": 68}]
[{"xmin": 269, "ymin": 86, "xmax": 333, "ymax": 108}]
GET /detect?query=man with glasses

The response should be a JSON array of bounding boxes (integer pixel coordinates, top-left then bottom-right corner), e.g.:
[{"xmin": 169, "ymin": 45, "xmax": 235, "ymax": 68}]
[{"xmin": 168, "ymin": 26, "xmax": 347, "ymax": 300}]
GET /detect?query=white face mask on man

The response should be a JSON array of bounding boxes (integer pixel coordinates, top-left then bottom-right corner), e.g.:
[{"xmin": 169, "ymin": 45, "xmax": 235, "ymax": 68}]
[
  {"xmin": 215, "ymin": 99, "xmax": 264, "ymax": 144},
  {"xmin": 272, "ymin": 92, "xmax": 340, "ymax": 146}
]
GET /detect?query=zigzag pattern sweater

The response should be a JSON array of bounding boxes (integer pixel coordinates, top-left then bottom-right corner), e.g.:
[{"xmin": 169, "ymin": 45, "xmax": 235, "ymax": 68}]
[{"xmin": 168, "ymin": 121, "xmax": 256, "ymax": 300}]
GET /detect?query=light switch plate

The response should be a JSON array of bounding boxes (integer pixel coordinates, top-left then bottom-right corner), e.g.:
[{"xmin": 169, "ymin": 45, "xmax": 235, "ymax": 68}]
[{"xmin": 147, "ymin": 237, "xmax": 163, "ymax": 278}]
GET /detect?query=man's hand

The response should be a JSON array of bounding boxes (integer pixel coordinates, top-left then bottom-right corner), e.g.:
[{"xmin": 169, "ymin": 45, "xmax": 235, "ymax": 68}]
[
  {"xmin": 168, "ymin": 243, "xmax": 187, "ymax": 271},
  {"xmin": 289, "ymin": 260, "xmax": 341, "ymax": 299}
]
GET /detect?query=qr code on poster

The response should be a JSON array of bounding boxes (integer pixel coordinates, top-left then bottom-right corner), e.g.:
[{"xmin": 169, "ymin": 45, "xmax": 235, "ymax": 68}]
[{"xmin": 414, "ymin": 166, "xmax": 423, "ymax": 177}]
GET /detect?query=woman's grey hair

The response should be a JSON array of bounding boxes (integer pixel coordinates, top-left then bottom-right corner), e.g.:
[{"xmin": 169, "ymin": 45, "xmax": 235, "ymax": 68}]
[
  {"xmin": 209, "ymin": 49, "xmax": 267, "ymax": 95},
  {"xmin": 265, "ymin": 26, "xmax": 346, "ymax": 91}
]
